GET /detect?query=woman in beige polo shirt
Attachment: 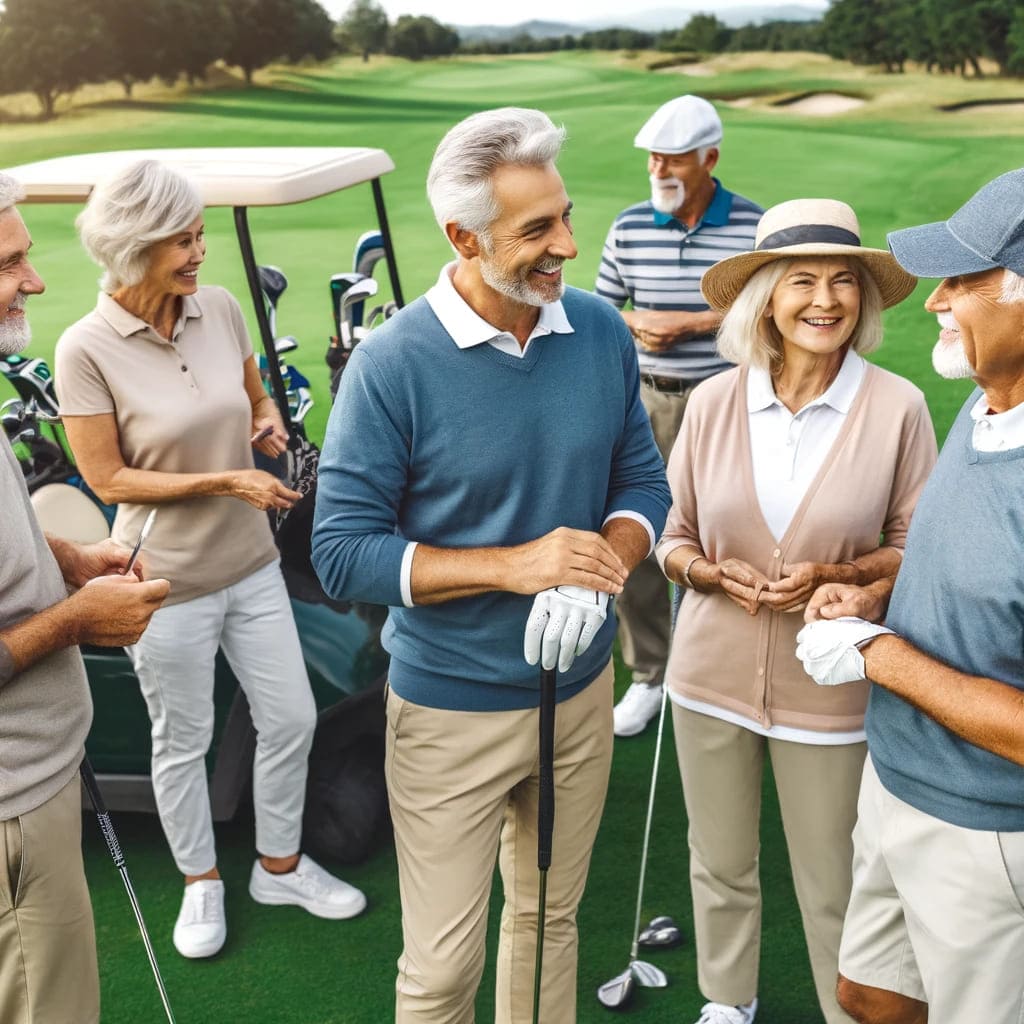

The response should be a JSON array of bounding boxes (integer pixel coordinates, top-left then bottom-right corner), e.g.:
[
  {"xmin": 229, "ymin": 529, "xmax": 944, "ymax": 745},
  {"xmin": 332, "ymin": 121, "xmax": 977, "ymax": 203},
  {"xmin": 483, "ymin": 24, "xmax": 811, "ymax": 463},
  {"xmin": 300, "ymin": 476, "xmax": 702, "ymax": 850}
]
[
  {"xmin": 655, "ymin": 199, "xmax": 938, "ymax": 1024},
  {"xmin": 54, "ymin": 160, "xmax": 366, "ymax": 962}
]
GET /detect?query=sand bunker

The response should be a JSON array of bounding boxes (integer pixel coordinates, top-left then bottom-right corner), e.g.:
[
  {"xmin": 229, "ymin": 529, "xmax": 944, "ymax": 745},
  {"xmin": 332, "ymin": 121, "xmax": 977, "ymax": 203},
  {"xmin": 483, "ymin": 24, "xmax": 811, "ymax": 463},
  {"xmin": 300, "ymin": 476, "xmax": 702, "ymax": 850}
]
[{"xmin": 778, "ymin": 92, "xmax": 866, "ymax": 115}]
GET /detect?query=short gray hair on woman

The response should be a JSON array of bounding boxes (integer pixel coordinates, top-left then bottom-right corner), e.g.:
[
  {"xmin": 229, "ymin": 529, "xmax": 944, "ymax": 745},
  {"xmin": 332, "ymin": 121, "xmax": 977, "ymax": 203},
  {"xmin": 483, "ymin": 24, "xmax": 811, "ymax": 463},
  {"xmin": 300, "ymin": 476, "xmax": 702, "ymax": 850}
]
[
  {"xmin": 0, "ymin": 173, "xmax": 25, "ymax": 217},
  {"xmin": 426, "ymin": 107, "xmax": 566, "ymax": 244},
  {"xmin": 1001, "ymin": 268, "xmax": 1024, "ymax": 304},
  {"xmin": 716, "ymin": 255, "xmax": 884, "ymax": 370},
  {"xmin": 76, "ymin": 160, "xmax": 203, "ymax": 292}
]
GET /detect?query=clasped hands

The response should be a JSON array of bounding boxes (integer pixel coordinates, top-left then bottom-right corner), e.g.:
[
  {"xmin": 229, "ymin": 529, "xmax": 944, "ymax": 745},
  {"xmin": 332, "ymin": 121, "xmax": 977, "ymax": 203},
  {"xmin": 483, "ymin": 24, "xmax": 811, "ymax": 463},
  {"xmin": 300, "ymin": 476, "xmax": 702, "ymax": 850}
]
[{"xmin": 702, "ymin": 557, "xmax": 830, "ymax": 616}]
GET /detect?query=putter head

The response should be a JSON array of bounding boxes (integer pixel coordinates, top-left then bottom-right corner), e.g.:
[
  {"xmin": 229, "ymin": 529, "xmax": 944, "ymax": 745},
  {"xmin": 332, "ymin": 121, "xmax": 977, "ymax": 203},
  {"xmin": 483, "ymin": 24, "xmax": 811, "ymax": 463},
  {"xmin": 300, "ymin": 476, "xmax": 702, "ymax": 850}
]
[
  {"xmin": 597, "ymin": 968, "xmax": 635, "ymax": 1010},
  {"xmin": 637, "ymin": 914, "xmax": 684, "ymax": 950},
  {"xmin": 630, "ymin": 959, "xmax": 668, "ymax": 988}
]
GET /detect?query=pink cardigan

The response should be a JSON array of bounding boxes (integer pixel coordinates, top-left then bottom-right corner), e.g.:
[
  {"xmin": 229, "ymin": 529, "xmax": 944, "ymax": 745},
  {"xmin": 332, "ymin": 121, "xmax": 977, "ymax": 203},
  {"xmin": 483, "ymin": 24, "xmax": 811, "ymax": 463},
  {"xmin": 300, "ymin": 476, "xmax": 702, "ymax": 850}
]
[{"xmin": 656, "ymin": 362, "xmax": 938, "ymax": 733}]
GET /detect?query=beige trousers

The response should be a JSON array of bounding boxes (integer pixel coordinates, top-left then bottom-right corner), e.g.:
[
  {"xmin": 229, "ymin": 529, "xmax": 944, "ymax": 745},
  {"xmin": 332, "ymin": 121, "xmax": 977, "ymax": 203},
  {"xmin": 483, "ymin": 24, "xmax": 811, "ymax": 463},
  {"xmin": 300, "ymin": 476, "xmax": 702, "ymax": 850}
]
[
  {"xmin": 673, "ymin": 706, "xmax": 864, "ymax": 1024},
  {"xmin": 840, "ymin": 757, "xmax": 1024, "ymax": 1021},
  {"xmin": 615, "ymin": 383, "xmax": 693, "ymax": 684},
  {"xmin": 0, "ymin": 774, "xmax": 99, "ymax": 1024},
  {"xmin": 385, "ymin": 663, "xmax": 614, "ymax": 1024}
]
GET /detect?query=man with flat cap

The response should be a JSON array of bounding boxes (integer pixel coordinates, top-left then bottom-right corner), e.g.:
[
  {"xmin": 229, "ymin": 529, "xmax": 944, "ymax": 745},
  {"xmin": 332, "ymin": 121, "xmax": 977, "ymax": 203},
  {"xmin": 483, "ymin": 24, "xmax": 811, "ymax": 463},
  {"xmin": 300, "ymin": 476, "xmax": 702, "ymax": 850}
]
[
  {"xmin": 796, "ymin": 167, "xmax": 1024, "ymax": 1024},
  {"xmin": 596, "ymin": 94, "xmax": 763, "ymax": 736}
]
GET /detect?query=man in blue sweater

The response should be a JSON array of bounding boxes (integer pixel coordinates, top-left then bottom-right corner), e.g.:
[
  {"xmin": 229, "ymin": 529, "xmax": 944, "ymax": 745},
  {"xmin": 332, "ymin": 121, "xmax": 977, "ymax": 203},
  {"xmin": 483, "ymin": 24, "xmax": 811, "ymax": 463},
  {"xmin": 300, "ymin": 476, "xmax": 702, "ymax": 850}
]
[
  {"xmin": 312, "ymin": 108, "xmax": 670, "ymax": 1023},
  {"xmin": 796, "ymin": 168, "xmax": 1024, "ymax": 1024}
]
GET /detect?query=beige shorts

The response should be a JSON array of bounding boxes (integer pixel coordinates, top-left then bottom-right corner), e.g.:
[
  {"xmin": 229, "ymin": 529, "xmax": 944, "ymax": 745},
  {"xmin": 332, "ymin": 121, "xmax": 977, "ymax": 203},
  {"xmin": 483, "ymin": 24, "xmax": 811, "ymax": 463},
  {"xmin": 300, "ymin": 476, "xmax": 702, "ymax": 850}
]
[{"xmin": 840, "ymin": 756, "xmax": 1024, "ymax": 1021}]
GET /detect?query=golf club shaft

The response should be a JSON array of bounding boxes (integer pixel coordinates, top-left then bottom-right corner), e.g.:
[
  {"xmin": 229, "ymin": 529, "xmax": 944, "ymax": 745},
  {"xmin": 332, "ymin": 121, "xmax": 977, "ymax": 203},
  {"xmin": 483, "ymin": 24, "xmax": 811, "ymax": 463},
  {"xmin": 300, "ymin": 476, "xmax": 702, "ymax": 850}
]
[
  {"xmin": 80, "ymin": 758, "xmax": 177, "ymax": 1024},
  {"xmin": 533, "ymin": 666, "xmax": 557, "ymax": 1024},
  {"xmin": 629, "ymin": 682, "xmax": 669, "ymax": 961}
]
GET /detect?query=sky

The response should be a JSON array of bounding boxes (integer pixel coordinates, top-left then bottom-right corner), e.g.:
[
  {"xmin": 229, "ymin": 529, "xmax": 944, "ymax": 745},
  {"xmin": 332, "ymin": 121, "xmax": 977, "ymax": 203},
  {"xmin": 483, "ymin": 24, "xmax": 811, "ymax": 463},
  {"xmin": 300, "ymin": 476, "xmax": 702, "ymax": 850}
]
[{"xmin": 323, "ymin": 0, "xmax": 826, "ymax": 26}]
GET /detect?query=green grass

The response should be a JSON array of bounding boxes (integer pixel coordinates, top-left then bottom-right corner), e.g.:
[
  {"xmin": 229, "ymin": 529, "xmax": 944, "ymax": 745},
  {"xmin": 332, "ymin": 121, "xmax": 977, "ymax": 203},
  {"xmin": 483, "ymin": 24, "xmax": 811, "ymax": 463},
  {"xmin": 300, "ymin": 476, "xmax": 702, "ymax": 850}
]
[{"xmin": 4, "ymin": 49, "xmax": 1019, "ymax": 1022}]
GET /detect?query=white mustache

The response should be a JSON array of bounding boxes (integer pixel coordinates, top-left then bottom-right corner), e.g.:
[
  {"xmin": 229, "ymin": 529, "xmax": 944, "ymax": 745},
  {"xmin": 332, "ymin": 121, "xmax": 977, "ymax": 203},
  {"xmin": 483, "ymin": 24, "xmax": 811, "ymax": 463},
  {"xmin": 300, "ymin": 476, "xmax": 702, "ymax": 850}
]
[
  {"xmin": 533, "ymin": 259, "xmax": 564, "ymax": 273},
  {"xmin": 937, "ymin": 311, "xmax": 959, "ymax": 331},
  {"xmin": 8, "ymin": 293, "xmax": 27, "ymax": 312}
]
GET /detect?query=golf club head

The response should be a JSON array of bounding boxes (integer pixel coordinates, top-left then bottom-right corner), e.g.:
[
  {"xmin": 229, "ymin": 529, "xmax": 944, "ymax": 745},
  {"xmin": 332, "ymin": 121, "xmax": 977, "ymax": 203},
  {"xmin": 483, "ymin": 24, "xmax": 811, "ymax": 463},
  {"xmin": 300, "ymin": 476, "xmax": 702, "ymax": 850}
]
[
  {"xmin": 630, "ymin": 959, "xmax": 668, "ymax": 988},
  {"xmin": 637, "ymin": 915, "xmax": 684, "ymax": 950},
  {"xmin": 330, "ymin": 272, "xmax": 366, "ymax": 340},
  {"xmin": 341, "ymin": 277, "xmax": 379, "ymax": 334},
  {"xmin": 353, "ymin": 229, "xmax": 386, "ymax": 279},
  {"xmin": 258, "ymin": 265, "xmax": 288, "ymax": 308},
  {"xmin": 597, "ymin": 968, "xmax": 635, "ymax": 1010}
]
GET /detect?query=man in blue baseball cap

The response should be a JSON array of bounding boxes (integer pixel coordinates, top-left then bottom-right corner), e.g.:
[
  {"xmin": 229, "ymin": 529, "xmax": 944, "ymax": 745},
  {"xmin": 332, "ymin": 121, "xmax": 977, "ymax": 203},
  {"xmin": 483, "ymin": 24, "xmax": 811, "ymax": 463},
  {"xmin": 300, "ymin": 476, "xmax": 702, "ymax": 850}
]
[{"xmin": 795, "ymin": 167, "xmax": 1024, "ymax": 1024}]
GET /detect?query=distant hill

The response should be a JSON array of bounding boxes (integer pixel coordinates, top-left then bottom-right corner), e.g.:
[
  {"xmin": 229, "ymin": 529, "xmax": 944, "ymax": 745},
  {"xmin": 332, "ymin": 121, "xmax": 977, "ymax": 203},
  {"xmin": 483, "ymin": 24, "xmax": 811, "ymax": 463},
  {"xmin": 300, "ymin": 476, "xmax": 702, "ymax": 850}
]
[{"xmin": 453, "ymin": 4, "xmax": 825, "ymax": 41}]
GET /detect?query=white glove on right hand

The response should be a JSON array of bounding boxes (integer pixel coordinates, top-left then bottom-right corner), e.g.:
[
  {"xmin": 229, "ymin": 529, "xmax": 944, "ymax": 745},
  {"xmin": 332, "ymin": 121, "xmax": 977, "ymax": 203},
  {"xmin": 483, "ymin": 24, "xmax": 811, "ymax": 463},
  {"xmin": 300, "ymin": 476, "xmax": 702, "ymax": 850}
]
[
  {"xmin": 524, "ymin": 586, "xmax": 609, "ymax": 673},
  {"xmin": 795, "ymin": 617, "xmax": 895, "ymax": 686}
]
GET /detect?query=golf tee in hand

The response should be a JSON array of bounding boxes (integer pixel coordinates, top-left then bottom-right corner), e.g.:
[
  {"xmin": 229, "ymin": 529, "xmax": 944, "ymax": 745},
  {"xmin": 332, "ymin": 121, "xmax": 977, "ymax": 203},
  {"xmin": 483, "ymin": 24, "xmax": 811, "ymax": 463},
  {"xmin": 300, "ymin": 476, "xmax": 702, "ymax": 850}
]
[{"xmin": 524, "ymin": 586, "xmax": 608, "ymax": 672}]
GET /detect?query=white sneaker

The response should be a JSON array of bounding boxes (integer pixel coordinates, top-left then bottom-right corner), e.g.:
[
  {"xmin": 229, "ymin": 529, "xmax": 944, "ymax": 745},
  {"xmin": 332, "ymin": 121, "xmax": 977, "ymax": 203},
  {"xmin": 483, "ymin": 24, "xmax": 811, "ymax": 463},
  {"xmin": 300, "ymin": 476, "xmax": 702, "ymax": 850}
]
[
  {"xmin": 249, "ymin": 854, "xmax": 367, "ymax": 919},
  {"xmin": 695, "ymin": 997, "xmax": 758, "ymax": 1024},
  {"xmin": 173, "ymin": 879, "xmax": 226, "ymax": 959},
  {"xmin": 613, "ymin": 681, "xmax": 664, "ymax": 737}
]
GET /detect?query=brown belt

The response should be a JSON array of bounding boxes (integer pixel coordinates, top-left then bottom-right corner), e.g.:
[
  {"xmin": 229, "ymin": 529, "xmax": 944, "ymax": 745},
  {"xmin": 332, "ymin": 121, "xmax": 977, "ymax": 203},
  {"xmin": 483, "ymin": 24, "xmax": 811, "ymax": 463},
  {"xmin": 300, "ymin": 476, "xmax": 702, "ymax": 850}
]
[{"xmin": 641, "ymin": 374, "xmax": 699, "ymax": 394}]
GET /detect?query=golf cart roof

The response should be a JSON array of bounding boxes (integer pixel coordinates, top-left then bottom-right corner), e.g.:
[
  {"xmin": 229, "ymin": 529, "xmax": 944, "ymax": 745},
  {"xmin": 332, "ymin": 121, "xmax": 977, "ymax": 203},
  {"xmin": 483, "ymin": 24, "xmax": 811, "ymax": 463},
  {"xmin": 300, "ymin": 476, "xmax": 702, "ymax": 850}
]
[{"xmin": 4, "ymin": 147, "xmax": 396, "ymax": 206}]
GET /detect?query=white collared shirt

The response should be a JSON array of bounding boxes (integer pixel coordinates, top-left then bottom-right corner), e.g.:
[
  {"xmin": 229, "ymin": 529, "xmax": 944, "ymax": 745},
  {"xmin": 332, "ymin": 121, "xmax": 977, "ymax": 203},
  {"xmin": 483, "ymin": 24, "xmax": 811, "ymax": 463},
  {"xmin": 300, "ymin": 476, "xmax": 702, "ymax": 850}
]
[
  {"xmin": 391, "ymin": 262, "xmax": 655, "ymax": 607},
  {"xmin": 425, "ymin": 262, "xmax": 572, "ymax": 357},
  {"xmin": 969, "ymin": 394, "xmax": 1024, "ymax": 452},
  {"xmin": 747, "ymin": 348, "xmax": 865, "ymax": 542}
]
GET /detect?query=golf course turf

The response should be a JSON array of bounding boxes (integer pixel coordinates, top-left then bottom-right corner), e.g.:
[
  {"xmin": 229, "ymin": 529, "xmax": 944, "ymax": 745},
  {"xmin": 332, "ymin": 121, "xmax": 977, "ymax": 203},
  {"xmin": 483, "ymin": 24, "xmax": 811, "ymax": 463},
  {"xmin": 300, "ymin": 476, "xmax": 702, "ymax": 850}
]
[{"xmin": 3, "ymin": 48, "xmax": 1022, "ymax": 1022}]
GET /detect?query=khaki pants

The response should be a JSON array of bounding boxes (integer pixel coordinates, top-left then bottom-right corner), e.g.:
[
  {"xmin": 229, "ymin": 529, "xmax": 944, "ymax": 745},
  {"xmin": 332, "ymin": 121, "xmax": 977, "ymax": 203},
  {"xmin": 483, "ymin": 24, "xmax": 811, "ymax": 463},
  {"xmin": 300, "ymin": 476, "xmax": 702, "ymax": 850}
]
[
  {"xmin": 674, "ymin": 706, "xmax": 863, "ymax": 1024},
  {"xmin": 0, "ymin": 774, "xmax": 99, "ymax": 1024},
  {"xmin": 385, "ymin": 663, "xmax": 614, "ymax": 1024},
  {"xmin": 840, "ymin": 757, "xmax": 1024, "ymax": 1021},
  {"xmin": 615, "ymin": 383, "xmax": 693, "ymax": 684}
]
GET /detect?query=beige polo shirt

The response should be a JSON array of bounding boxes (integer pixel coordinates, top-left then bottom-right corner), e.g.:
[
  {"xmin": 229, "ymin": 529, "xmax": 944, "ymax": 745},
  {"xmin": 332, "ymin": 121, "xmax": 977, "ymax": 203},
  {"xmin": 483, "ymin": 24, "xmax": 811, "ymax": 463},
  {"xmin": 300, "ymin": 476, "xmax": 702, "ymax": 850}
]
[{"xmin": 55, "ymin": 285, "xmax": 279, "ymax": 605}]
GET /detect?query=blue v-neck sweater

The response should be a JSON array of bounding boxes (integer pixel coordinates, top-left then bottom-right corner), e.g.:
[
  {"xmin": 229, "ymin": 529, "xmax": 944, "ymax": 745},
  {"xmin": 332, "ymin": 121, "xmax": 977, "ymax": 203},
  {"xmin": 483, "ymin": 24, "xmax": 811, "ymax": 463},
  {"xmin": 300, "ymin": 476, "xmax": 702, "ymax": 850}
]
[
  {"xmin": 312, "ymin": 286, "xmax": 670, "ymax": 711},
  {"xmin": 868, "ymin": 390, "xmax": 1024, "ymax": 830}
]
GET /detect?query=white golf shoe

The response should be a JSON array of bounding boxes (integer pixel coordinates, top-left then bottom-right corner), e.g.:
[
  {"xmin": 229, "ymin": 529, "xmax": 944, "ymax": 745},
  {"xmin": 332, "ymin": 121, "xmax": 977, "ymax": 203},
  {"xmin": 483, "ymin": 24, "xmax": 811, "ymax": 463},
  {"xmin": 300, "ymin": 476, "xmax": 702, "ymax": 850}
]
[
  {"xmin": 173, "ymin": 879, "xmax": 226, "ymax": 959},
  {"xmin": 695, "ymin": 997, "xmax": 758, "ymax": 1024},
  {"xmin": 613, "ymin": 681, "xmax": 664, "ymax": 737},
  {"xmin": 249, "ymin": 854, "xmax": 367, "ymax": 919}
]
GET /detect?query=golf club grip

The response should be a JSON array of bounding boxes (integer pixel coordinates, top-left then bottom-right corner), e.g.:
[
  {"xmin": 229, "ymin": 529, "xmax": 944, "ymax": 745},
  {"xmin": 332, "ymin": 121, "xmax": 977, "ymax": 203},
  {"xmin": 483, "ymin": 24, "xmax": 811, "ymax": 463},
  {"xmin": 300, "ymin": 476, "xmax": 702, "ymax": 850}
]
[
  {"xmin": 538, "ymin": 667, "xmax": 556, "ymax": 871},
  {"xmin": 81, "ymin": 758, "xmax": 126, "ymax": 869}
]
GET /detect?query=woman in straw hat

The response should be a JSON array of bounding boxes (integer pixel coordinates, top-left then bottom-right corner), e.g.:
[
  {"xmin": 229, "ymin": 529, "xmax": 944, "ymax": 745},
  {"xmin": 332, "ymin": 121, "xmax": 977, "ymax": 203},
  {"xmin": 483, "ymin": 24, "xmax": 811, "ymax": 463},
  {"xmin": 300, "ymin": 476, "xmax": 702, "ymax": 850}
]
[{"xmin": 655, "ymin": 199, "xmax": 938, "ymax": 1024}]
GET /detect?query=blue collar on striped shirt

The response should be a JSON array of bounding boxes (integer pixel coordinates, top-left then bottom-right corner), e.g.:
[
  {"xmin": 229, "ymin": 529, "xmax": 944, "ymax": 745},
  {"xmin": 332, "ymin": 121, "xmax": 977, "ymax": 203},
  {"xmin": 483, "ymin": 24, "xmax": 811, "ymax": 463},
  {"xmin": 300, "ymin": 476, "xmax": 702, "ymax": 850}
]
[{"xmin": 652, "ymin": 178, "xmax": 734, "ymax": 230}]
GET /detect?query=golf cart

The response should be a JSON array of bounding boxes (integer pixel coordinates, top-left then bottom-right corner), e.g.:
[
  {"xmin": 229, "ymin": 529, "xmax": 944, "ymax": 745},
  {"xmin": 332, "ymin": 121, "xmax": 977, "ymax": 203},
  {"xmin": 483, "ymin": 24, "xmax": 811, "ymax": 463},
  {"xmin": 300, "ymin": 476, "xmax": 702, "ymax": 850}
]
[{"xmin": 2, "ymin": 148, "xmax": 405, "ymax": 861}]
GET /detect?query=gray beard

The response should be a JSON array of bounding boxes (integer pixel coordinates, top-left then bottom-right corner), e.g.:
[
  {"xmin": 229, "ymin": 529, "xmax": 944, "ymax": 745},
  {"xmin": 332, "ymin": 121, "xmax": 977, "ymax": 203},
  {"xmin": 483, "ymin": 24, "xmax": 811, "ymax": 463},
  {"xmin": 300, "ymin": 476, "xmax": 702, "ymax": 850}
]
[
  {"xmin": 0, "ymin": 316, "xmax": 30, "ymax": 356},
  {"xmin": 650, "ymin": 174, "xmax": 685, "ymax": 215},
  {"xmin": 479, "ymin": 257, "xmax": 564, "ymax": 307},
  {"xmin": 931, "ymin": 336, "xmax": 974, "ymax": 379}
]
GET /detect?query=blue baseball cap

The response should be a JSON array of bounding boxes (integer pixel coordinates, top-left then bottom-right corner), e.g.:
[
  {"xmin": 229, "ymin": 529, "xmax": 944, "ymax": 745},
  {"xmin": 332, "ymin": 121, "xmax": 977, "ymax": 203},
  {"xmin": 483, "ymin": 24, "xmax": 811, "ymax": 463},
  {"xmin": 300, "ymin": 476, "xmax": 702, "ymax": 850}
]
[{"xmin": 887, "ymin": 168, "xmax": 1024, "ymax": 278}]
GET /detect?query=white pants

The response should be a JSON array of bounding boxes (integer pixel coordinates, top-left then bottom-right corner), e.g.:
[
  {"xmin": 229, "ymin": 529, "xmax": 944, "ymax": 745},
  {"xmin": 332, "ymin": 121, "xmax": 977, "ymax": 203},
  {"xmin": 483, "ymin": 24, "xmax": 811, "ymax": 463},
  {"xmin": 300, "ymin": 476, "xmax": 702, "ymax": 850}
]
[{"xmin": 128, "ymin": 560, "xmax": 317, "ymax": 875}]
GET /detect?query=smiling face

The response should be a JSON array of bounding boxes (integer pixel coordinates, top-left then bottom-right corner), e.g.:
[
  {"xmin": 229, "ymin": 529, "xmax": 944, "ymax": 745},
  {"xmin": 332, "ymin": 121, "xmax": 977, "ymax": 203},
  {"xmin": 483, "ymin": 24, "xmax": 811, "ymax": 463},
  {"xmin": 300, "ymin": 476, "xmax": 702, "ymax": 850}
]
[
  {"xmin": 0, "ymin": 207, "xmax": 45, "ymax": 356},
  {"xmin": 477, "ymin": 162, "xmax": 577, "ymax": 307},
  {"xmin": 142, "ymin": 216, "xmax": 205, "ymax": 297},
  {"xmin": 766, "ymin": 258, "xmax": 862, "ymax": 358},
  {"xmin": 924, "ymin": 269, "xmax": 1024, "ymax": 386}
]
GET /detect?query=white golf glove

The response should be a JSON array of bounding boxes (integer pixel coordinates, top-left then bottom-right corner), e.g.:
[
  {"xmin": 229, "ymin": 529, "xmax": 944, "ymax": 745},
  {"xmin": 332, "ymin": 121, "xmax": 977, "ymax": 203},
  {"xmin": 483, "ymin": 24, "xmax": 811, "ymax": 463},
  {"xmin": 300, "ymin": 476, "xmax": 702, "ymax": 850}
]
[
  {"xmin": 795, "ymin": 617, "xmax": 896, "ymax": 686},
  {"xmin": 524, "ymin": 586, "xmax": 609, "ymax": 673}
]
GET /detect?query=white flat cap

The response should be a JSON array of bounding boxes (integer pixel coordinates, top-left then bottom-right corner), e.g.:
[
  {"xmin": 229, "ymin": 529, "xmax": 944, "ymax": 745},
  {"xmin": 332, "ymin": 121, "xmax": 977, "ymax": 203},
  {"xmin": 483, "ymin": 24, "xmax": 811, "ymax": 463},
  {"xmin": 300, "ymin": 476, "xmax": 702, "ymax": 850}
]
[{"xmin": 634, "ymin": 95, "xmax": 723, "ymax": 154}]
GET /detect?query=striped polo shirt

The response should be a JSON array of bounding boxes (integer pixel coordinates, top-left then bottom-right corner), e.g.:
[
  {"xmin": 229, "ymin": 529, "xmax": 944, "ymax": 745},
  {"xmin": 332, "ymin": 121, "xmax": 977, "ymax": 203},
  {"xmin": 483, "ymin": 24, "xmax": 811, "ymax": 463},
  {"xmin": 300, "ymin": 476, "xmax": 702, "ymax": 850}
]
[{"xmin": 596, "ymin": 179, "xmax": 763, "ymax": 381}]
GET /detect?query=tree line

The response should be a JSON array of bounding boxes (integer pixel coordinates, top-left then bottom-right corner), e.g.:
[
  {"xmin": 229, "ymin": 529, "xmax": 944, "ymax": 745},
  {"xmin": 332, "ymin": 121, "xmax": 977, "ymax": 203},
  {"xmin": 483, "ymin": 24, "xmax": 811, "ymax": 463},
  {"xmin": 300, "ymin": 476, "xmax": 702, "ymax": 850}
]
[{"xmin": 4, "ymin": 0, "xmax": 1023, "ymax": 121}]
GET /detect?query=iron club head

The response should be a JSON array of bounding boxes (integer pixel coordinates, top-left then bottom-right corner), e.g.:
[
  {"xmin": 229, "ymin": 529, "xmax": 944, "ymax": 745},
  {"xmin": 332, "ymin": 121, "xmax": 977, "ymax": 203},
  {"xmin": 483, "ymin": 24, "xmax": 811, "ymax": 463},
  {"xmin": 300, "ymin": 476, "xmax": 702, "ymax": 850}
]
[
  {"xmin": 630, "ymin": 959, "xmax": 668, "ymax": 988},
  {"xmin": 597, "ymin": 967, "xmax": 635, "ymax": 1010},
  {"xmin": 637, "ymin": 915, "xmax": 684, "ymax": 950}
]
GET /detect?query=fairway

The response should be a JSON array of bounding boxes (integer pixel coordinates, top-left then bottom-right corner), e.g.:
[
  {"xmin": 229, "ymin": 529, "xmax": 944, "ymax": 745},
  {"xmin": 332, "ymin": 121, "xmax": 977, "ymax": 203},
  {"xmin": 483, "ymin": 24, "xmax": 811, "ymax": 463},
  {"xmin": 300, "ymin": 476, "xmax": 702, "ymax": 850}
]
[{"xmin": 2, "ymin": 50, "xmax": 1021, "ymax": 1024}]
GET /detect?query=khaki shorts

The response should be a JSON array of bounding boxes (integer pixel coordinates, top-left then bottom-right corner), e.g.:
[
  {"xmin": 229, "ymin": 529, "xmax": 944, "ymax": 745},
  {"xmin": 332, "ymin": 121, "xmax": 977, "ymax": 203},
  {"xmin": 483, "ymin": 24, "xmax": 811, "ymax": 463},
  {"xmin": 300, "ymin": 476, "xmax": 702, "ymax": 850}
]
[{"xmin": 840, "ymin": 757, "xmax": 1024, "ymax": 1022}]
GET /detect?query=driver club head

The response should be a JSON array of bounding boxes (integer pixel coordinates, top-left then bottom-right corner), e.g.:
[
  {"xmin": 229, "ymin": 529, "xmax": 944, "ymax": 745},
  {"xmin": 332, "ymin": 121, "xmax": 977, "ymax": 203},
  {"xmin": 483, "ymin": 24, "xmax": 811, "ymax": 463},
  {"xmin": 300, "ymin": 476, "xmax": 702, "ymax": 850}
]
[
  {"xmin": 597, "ymin": 967, "xmax": 635, "ymax": 1010},
  {"xmin": 257, "ymin": 265, "xmax": 288, "ymax": 308},
  {"xmin": 353, "ymin": 229, "xmax": 386, "ymax": 279},
  {"xmin": 638, "ymin": 915, "xmax": 684, "ymax": 950},
  {"xmin": 630, "ymin": 959, "xmax": 668, "ymax": 988}
]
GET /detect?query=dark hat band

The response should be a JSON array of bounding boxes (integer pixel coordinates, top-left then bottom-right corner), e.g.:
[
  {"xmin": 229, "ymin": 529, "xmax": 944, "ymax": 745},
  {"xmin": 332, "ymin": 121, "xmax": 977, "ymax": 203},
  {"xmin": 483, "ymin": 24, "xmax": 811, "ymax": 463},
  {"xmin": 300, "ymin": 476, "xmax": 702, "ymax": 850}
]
[{"xmin": 757, "ymin": 224, "xmax": 861, "ymax": 251}]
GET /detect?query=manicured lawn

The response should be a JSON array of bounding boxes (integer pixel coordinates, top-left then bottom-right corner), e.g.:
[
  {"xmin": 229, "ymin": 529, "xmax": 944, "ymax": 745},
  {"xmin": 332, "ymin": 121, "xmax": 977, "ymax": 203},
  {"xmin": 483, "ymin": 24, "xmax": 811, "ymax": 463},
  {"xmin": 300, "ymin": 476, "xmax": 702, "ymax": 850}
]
[{"xmin": 4, "ymin": 49, "xmax": 1019, "ymax": 1022}]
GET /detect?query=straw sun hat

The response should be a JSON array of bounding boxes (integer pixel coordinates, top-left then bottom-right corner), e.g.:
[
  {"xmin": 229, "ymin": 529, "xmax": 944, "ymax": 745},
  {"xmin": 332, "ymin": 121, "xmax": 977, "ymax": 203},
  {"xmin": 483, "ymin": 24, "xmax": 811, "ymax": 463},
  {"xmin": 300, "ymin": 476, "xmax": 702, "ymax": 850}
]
[{"xmin": 701, "ymin": 198, "xmax": 918, "ymax": 311}]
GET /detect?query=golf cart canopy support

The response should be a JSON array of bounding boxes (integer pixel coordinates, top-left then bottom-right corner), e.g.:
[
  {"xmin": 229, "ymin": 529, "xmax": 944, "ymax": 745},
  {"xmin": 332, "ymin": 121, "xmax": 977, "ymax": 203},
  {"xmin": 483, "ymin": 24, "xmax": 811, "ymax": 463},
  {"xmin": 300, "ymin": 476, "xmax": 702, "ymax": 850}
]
[{"xmin": 4, "ymin": 147, "xmax": 405, "ymax": 426}]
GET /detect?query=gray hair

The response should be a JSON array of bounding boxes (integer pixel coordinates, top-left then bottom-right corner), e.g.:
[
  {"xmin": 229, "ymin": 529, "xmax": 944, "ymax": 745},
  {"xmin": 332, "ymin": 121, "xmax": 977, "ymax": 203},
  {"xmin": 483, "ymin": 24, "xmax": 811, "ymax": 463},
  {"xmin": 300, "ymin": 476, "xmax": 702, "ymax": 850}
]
[
  {"xmin": 0, "ymin": 173, "xmax": 24, "ymax": 217},
  {"xmin": 76, "ymin": 160, "xmax": 203, "ymax": 292},
  {"xmin": 716, "ymin": 255, "xmax": 884, "ymax": 370},
  {"xmin": 1001, "ymin": 268, "xmax": 1024, "ymax": 304},
  {"xmin": 426, "ymin": 107, "xmax": 566, "ymax": 243}
]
